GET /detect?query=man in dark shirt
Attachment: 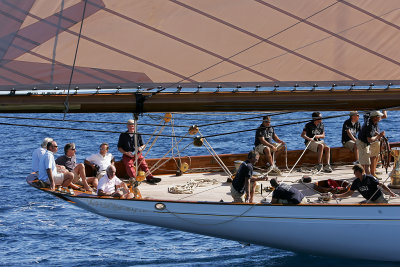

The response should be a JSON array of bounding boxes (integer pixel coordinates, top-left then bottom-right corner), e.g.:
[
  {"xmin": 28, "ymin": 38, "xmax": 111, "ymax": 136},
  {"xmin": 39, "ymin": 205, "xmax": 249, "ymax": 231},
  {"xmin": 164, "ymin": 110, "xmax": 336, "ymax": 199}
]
[
  {"xmin": 356, "ymin": 111, "xmax": 385, "ymax": 177},
  {"xmin": 118, "ymin": 119, "xmax": 161, "ymax": 184},
  {"xmin": 56, "ymin": 143, "xmax": 96, "ymax": 191},
  {"xmin": 231, "ymin": 151, "xmax": 267, "ymax": 203},
  {"xmin": 341, "ymin": 111, "xmax": 361, "ymax": 164},
  {"xmin": 270, "ymin": 178, "xmax": 305, "ymax": 204},
  {"xmin": 301, "ymin": 112, "xmax": 332, "ymax": 173},
  {"xmin": 333, "ymin": 164, "xmax": 396, "ymax": 203},
  {"xmin": 254, "ymin": 116, "xmax": 285, "ymax": 175}
]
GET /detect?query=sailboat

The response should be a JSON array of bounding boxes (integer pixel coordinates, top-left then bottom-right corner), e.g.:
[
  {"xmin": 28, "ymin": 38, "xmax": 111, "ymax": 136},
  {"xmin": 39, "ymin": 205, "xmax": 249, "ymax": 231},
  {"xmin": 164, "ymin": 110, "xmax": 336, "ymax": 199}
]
[{"xmin": 2, "ymin": 0, "xmax": 400, "ymax": 261}]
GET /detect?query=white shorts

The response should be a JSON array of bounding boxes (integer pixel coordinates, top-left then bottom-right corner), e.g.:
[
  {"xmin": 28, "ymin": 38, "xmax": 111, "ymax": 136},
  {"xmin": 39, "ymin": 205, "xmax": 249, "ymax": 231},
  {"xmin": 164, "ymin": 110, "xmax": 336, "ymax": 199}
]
[
  {"xmin": 356, "ymin": 139, "xmax": 370, "ymax": 165},
  {"xmin": 45, "ymin": 172, "xmax": 64, "ymax": 185},
  {"xmin": 96, "ymin": 170, "xmax": 106, "ymax": 179},
  {"xmin": 230, "ymin": 185, "xmax": 245, "ymax": 203},
  {"xmin": 255, "ymin": 143, "xmax": 283, "ymax": 155},
  {"xmin": 370, "ymin": 141, "xmax": 380, "ymax": 157},
  {"xmin": 343, "ymin": 140, "xmax": 356, "ymax": 152},
  {"xmin": 306, "ymin": 140, "xmax": 327, "ymax": 153}
]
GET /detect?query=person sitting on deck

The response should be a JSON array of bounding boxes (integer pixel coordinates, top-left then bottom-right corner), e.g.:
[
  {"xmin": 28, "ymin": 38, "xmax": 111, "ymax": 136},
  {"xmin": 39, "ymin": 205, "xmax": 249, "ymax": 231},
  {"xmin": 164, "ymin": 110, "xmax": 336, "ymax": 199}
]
[
  {"xmin": 56, "ymin": 143, "xmax": 96, "ymax": 192},
  {"xmin": 341, "ymin": 111, "xmax": 361, "ymax": 165},
  {"xmin": 332, "ymin": 164, "xmax": 396, "ymax": 204},
  {"xmin": 97, "ymin": 165, "xmax": 134, "ymax": 199},
  {"xmin": 32, "ymin": 137, "xmax": 53, "ymax": 173},
  {"xmin": 38, "ymin": 140, "xmax": 74, "ymax": 190},
  {"xmin": 254, "ymin": 116, "xmax": 285, "ymax": 175},
  {"xmin": 356, "ymin": 110, "xmax": 385, "ymax": 178},
  {"xmin": 301, "ymin": 112, "xmax": 332, "ymax": 173},
  {"xmin": 118, "ymin": 119, "xmax": 161, "ymax": 185},
  {"xmin": 84, "ymin": 142, "xmax": 115, "ymax": 181},
  {"xmin": 231, "ymin": 151, "xmax": 267, "ymax": 203},
  {"xmin": 270, "ymin": 178, "xmax": 306, "ymax": 204}
]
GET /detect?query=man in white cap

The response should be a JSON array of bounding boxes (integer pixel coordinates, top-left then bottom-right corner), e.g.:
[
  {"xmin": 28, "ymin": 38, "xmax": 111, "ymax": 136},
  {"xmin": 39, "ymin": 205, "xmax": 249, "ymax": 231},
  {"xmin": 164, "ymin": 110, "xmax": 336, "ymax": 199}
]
[
  {"xmin": 356, "ymin": 110, "xmax": 385, "ymax": 178},
  {"xmin": 341, "ymin": 111, "xmax": 361, "ymax": 164}
]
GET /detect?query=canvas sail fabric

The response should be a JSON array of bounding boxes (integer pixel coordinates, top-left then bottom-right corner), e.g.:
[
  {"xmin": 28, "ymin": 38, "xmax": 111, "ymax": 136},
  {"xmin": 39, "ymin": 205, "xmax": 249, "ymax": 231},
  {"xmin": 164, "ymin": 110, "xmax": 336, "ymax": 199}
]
[{"xmin": 1, "ymin": 0, "xmax": 400, "ymax": 91}]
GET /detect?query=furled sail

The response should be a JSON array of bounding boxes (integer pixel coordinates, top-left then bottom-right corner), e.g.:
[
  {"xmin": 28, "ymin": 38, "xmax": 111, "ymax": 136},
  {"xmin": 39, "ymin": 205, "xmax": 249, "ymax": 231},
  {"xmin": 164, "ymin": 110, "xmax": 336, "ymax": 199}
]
[{"xmin": 1, "ymin": 0, "xmax": 400, "ymax": 91}]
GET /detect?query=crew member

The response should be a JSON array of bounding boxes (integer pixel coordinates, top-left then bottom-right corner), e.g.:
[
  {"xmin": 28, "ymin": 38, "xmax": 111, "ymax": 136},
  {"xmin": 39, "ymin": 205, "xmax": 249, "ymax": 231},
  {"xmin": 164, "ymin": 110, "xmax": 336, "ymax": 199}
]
[
  {"xmin": 254, "ymin": 116, "xmax": 285, "ymax": 175},
  {"xmin": 341, "ymin": 111, "xmax": 361, "ymax": 164},
  {"xmin": 301, "ymin": 112, "xmax": 332, "ymax": 173},
  {"xmin": 231, "ymin": 151, "xmax": 267, "ymax": 203},
  {"xmin": 270, "ymin": 178, "xmax": 306, "ymax": 204},
  {"xmin": 118, "ymin": 119, "xmax": 161, "ymax": 184},
  {"xmin": 333, "ymin": 164, "xmax": 396, "ymax": 203},
  {"xmin": 356, "ymin": 110, "xmax": 385, "ymax": 177}
]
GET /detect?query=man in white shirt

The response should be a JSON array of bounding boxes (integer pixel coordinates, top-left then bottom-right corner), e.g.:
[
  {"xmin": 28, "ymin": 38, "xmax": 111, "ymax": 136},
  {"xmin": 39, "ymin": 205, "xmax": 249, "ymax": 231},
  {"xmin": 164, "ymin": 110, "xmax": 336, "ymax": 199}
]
[
  {"xmin": 32, "ymin": 137, "xmax": 53, "ymax": 173},
  {"xmin": 97, "ymin": 165, "xmax": 133, "ymax": 199},
  {"xmin": 38, "ymin": 141, "xmax": 74, "ymax": 190},
  {"xmin": 84, "ymin": 143, "xmax": 114, "ymax": 179}
]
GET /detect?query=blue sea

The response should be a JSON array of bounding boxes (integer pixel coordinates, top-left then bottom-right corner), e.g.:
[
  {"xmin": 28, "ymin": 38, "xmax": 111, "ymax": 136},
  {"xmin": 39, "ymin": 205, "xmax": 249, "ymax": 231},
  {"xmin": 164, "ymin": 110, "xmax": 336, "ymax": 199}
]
[{"xmin": 1, "ymin": 111, "xmax": 400, "ymax": 266}]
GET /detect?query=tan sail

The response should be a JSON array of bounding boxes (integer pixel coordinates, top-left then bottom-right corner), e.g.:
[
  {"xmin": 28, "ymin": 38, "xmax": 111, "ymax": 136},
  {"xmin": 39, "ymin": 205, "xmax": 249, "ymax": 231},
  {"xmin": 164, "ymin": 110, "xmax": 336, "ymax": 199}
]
[{"xmin": 1, "ymin": 0, "xmax": 400, "ymax": 92}]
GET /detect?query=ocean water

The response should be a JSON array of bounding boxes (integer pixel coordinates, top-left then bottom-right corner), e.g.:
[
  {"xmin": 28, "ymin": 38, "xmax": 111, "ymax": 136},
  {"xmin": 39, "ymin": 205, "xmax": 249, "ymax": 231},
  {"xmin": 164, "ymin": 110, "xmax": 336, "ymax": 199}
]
[{"xmin": 1, "ymin": 111, "xmax": 400, "ymax": 266}]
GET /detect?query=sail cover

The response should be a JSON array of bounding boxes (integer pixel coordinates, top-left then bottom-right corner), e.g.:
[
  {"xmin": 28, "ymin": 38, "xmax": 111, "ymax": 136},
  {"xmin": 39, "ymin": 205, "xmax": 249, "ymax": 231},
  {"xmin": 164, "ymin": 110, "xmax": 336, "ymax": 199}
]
[{"xmin": 1, "ymin": 0, "xmax": 400, "ymax": 91}]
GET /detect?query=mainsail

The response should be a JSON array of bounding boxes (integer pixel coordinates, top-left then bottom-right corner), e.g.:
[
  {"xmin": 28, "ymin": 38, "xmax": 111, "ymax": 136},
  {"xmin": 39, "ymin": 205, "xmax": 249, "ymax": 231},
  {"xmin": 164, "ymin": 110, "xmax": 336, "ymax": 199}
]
[{"xmin": 1, "ymin": 0, "xmax": 400, "ymax": 112}]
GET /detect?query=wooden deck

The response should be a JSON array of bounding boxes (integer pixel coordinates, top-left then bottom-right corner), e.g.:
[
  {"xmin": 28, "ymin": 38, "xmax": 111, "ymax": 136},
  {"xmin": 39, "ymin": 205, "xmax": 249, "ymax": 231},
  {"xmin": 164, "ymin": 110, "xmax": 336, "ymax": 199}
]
[{"xmin": 138, "ymin": 164, "xmax": 400, "ymax": 204}]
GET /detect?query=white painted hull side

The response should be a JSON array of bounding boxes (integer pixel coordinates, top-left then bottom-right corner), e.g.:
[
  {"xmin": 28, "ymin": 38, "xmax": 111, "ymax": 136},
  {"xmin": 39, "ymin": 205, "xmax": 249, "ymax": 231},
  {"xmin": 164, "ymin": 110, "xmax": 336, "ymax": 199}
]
[{"xmin": 66, "ymin": 196, "xmax": 400, "ymax": 261}]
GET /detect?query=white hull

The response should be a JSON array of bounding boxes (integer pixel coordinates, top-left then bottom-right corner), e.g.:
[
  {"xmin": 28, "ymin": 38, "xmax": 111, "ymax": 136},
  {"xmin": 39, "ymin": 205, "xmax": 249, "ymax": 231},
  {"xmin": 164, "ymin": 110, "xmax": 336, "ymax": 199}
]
[{"xmin": 65, "ymin": 195, "xmax": 400, "ymax": 261}]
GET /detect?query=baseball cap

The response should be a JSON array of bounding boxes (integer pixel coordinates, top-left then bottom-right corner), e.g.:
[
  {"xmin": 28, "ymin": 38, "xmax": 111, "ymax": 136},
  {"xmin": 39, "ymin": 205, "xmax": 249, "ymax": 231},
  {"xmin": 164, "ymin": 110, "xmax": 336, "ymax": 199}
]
[{"xmin": 370, "ymin": 110, "xmax": 384, "ymax": 117}]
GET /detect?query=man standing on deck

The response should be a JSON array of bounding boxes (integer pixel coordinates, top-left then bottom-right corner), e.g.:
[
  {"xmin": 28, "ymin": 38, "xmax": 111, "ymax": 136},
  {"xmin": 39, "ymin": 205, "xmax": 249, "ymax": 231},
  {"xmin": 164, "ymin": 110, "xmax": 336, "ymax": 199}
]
[
  {"xmin": 301, "ymin": 112, "xmax": 332, "ymax": 173},
  {"xmin": 118, "ymin": 119, "xmax": 161, "ymax": 184},
  {"xmin": 341, "ymin": 111, "xmax": 361, "ymax": 164},
  {"xmin": 38, "ymin": 141, "xmax": 74, "ymax": 190},
  {"xmin": 356, "ymin": 111, "xmax": 385, "ymax": 178},
  {"xmin": 56, "ymin": 143, "xmax": 96, "ymax": 191},
  {"xmin": 254, "ymin": 116, "xmax": 285, "ymax": 175},
  {"xmin": 332, "ymin": 164, "xmax": 396, "ymax": 203},
  {"xmin": 32, "ymin": 137, "xmax": 53, "ymax": 173},
  {"xmin": 231, "ymin": 151, "xmax": 267, "ymax": 203}
]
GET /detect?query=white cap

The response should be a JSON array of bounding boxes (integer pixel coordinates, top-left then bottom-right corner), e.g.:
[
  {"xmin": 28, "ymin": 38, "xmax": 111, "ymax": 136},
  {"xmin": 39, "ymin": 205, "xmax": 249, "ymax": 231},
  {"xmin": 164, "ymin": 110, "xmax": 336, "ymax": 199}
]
[{"xmin": 370, "ymin": 110, "xmax": 384, "ymax": 117}]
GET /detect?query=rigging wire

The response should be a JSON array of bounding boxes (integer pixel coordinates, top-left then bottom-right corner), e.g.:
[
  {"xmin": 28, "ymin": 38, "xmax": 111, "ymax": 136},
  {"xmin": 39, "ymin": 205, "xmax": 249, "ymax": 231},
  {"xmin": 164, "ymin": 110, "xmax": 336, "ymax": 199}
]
[
  {"xmin": 0, "ymin": 111, "xmax": 370, "ymax": 139},
  {"xmin": 201, "ymin": 113, "xmax": 352, "ymax": 139},
  {"xmin": 197, "ymin": 111, "xmax": 293, "ymax": 127},
  {"xmin": 63, "ymin": 0, "xmax": 88, "ymax": 120},
  {"xmin": 0, "ymin": 121, "xmax": 192, "ymax": 139},
  {"xmin": 0, "ymin": 115, "xmax": 189, "ymax": 128}
]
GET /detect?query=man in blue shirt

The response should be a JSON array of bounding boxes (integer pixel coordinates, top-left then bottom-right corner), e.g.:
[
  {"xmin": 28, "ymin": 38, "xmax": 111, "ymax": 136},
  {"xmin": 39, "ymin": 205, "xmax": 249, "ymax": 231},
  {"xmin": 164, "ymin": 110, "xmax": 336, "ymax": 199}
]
[{"xmin": 38, "ymin": 141, "xmax": 74, "ymax": 190}]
